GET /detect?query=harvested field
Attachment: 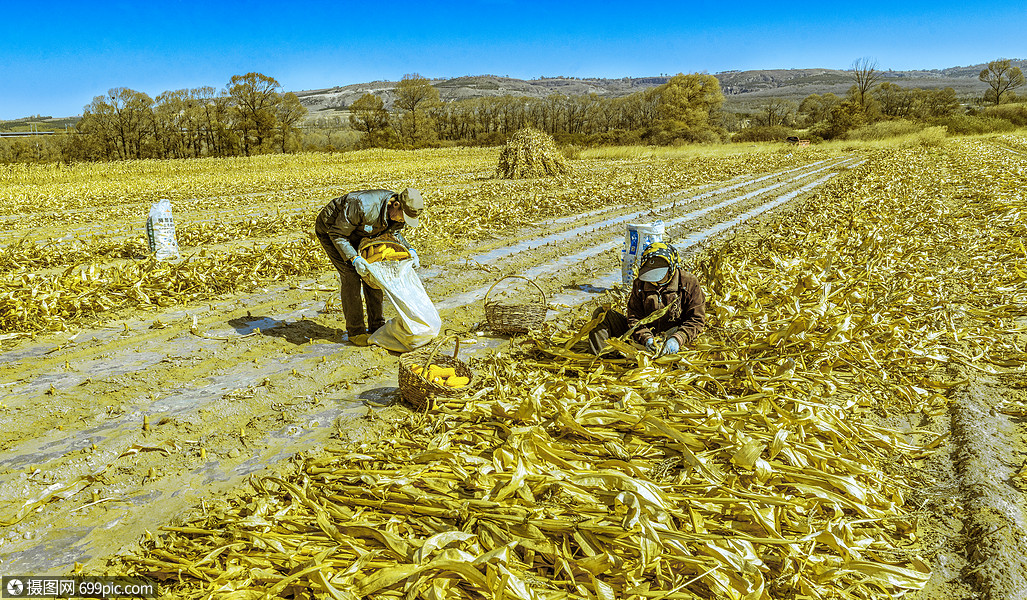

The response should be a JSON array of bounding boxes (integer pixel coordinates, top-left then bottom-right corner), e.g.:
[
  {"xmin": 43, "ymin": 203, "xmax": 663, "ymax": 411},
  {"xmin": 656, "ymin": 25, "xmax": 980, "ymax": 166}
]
[{"xmin": 0, "ymin": 137, "xmax": 1025, "ymax": 599}]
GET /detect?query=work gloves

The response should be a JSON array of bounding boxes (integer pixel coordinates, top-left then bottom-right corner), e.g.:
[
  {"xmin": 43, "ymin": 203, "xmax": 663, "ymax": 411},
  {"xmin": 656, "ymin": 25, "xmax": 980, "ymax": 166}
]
[
  {"xmin": 646, "ymin": 336, "xmax": 681, "ymax": 356},
  {"xmin": 351, "ymin": 256, "xmax": 371, "ymax": 278},
  {"xmin": 408, "ymin": 247, "xmax": 421, "ymax": 269}
]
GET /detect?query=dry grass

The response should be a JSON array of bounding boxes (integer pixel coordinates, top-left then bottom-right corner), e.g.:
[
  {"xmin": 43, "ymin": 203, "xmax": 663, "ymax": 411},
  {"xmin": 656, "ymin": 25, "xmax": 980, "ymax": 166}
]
[{"xmin": 579, "ymin": 142, "xmax": 830, "ymax": 162}]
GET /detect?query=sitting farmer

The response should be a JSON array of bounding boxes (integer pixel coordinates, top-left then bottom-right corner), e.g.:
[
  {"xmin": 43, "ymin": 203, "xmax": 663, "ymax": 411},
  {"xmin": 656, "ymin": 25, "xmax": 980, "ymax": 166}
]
[
  {"xmin": 589, "ymin": 242, "xmax": 706, "ymax": 356},
  {"xmin": 314, "ymin": 188, "xmax": 423, "ymax": 346}
]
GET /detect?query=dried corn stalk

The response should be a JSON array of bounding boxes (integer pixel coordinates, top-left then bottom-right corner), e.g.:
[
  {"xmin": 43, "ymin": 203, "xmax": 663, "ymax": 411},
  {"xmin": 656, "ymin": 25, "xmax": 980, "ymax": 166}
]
[
  {"xmin": 0, "ymin": 148, "xmax": 821, "ymax": 334},
  {"xmin": 105, "ymin": 139, "xmax": 1027, "ymax": 599},
  {"xmin": 496, "ymin": 128, "xmax": 570, "ymax": 179},
  {"xmin": 0, "ymin": 241, "xmax": 326, "ymax": 333}
]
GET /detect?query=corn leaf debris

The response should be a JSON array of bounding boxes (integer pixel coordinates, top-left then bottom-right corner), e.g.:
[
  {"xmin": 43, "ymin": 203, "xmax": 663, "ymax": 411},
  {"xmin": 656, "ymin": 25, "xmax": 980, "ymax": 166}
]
[{"xmin": 109, "ymin": 139, "xmax": 1027, "ymax": 599}]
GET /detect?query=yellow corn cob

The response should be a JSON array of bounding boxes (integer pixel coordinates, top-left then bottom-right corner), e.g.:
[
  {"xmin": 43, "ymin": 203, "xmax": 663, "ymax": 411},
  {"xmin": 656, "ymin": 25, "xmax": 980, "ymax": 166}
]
[
  {"xmin": 416, "ymin": 364, "xmax": 460, "ymax": 385},
  {"xmin": 428, "ymin": 366, "xmax": 457, "ymax": 379},
  {"xmin": 446, "ymin": 376, "xmax": 470, "ymax": 388}
]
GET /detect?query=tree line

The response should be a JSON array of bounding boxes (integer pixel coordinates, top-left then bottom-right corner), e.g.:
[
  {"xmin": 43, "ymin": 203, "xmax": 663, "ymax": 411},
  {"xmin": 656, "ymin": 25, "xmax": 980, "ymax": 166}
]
[
  {"xmin": 2, "ymin": 60, "xmax": 1023, "ymax": 164},
  {"xmin": 347, "ymin": 61, "xmax": 1024, "ymax": 148},
  {"xmin": 77, "ymin": 72, "xmax": 307, "ymax": 160},
  {"xmin": 1, "ymin": 73, "xmax": 307, "ymax": 163},
  {"xmin": 348, "ymin": 72, "xmax": 727, "ymax": 148},
  {"xmin": 2, "ymin": 71, "xmax": 727, "ymax": 163}
]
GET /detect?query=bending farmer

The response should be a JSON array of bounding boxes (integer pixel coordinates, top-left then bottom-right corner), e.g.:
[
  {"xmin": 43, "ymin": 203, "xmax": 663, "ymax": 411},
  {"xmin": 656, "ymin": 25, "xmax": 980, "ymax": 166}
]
[
  {"xmin": 589, "ymin": 242, "xmax": 705, "ymax": 356},
  {"xmin": 315, "ymin": 188, "xmax": 424, "ymax": 345}
]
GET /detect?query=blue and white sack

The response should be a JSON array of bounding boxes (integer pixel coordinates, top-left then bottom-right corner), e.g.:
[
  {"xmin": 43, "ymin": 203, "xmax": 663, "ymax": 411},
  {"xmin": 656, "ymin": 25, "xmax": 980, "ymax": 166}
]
[
  {"xmin": 146, "ymin": 198, "xmax": 180, "ymax": 261},
  {"xmin": 621, "ymin": 220, "xmax": 664, "ymax": 284}
]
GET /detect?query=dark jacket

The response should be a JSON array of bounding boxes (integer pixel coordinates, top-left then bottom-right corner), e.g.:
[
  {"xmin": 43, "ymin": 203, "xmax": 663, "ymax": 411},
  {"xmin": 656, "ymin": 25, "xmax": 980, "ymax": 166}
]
[
  {"xmin": 314, "ymin": 189, "xmax": 411, "ymax": 261},
  {"xmin": 627, "ymin": 269, "xmax": 706, "ymax": 347}
]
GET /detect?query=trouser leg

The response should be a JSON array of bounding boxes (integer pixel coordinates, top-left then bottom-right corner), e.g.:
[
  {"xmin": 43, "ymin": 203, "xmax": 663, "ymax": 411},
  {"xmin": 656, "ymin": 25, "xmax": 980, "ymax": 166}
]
[
  {"xmin": 337, "ymin": 264, "xmax": 370, "ymax": 336},
  {"xmin": 588, "ymin": 308, "xmax": 630, "ymax": 355},
  {"xmin": 364, "ymin": 280, "xmax": 385, "ymax": 332},
  {"xmin": 317, "ymin": 231, "xmax": 369, "ymax": 337}
]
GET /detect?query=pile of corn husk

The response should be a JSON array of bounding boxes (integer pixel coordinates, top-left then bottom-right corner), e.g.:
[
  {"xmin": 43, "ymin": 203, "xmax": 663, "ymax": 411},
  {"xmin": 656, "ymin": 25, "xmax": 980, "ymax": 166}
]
[
  {"xmin": 426, "ymin": 149, "xmax": 805, "ymax": 249},
  {"xmin": 0, "ymin": 237, "xmax": 148, "ymax": 271},
  {"xmin": 0, "ymin": 240, "xmax": 325, "ymax": 333},
  {"xmin": 496, "ymin": 128, "xmax": 570, "ymax": 179},
  {"xmin": 112, "ymin": 140, "xmax": 1026, "ymax": 598},
  {"xmin": 0, "ymin": 214, "xmax": 308, "ymax": 274},
  {"xmin": 111, "ymin": 333, "xmax": 936, "ymax": 600}
]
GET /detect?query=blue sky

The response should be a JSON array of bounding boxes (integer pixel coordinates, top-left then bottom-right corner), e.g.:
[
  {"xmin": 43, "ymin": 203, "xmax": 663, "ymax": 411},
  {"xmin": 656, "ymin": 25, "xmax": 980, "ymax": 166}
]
[{"xmin": 2, "ymin": 0, "xmax": 1024, "ymax": 119}]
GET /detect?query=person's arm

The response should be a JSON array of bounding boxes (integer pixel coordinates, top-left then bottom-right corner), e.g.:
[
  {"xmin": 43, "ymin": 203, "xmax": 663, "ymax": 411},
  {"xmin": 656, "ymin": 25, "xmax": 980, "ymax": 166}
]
[
  {"xmin": 392, "ymin": 228, "xmax": 412, "ymax": 250},
  {"xmin": 670, "ymin": 275, "xmax": 706, "ymax": 345},
  {"xmin": 334, "ymin": 238, "xmax": 359, "ymax": 262},
  {"xmin": 325, "ymin": 197, "xmax": 363, "ymax": 261},
  {"xmin": 625, "ymin": 281, "xmax": 656, "ymax": 346}
]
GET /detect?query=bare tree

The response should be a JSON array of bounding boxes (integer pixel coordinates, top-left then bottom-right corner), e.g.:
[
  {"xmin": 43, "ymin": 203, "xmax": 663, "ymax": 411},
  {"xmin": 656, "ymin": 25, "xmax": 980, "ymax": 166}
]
[
  {"xmin": 394, "ymin": 74, "xmax": 440, "ymax": 144},
  {"xmin": 874, "ymin": 83, "xmax": 914, "ymax": 118},
  {"xmin": 851, "ymin": 57, "xmax": 881, "ymax": 107},
  {"xmin": 275, "ymin": 92, "xmax": 307, "ymax": 152},
  {"xmin": 228, "ymin": 72, "xmax": 282, "ymax": 154},
  {"xmin": 349, "ymin": 93, "xmax": 393, "ymax": 147},
  {"xmin": 979, "ymin": 59, "xmax": 1025, "ymax": 105},
  {"xmin": 752, "ymin": 98, "xmax": 796, "ymax": 127}
]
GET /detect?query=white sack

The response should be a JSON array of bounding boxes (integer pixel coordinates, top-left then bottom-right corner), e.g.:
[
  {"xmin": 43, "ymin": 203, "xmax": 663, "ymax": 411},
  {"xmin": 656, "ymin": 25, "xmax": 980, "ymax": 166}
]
[
  {"xmin": 146, "ymin": 198, "xmax": 180, "ymax": 261},
  {"xmin": 366, "ymin": 259, "xmax": 441, "ymax": 352},
  {"xmin": 621, "ymin": 220, "xmax": 664, "ymax": 285}
]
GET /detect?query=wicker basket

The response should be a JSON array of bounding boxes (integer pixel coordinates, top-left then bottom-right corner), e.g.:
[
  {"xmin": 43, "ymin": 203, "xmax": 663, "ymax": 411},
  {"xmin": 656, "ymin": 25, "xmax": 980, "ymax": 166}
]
[
  {"xmin": 484, "ymin": 275, "xmax": 547, "ymax": 334},
  {"xmin": 398, "ymin": 335, "xmax": 474, "ymax": 411}
]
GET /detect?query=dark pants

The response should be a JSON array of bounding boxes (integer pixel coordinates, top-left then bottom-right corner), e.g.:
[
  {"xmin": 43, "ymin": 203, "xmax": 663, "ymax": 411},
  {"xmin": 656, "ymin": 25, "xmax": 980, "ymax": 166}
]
[
  {"xmin": 588, "ymin": 308, "xmax": 630, "ymax": 355},
  {"xmin": 316, "ymin": 231, "xmax": 384, "ymax": 337}
]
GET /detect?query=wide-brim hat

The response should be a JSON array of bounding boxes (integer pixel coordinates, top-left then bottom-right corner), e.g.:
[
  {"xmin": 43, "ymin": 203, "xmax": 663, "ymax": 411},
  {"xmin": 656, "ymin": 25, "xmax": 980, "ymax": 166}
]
[{"xmin": 398, "ymin": 188, "xmax": 423, "ymax": 228}]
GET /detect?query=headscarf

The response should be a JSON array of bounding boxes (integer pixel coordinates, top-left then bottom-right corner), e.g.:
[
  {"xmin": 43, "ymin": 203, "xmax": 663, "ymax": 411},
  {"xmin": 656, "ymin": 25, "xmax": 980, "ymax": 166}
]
[{"xmin": 633, "ymin": 241, "xmax": 682, "ymax": 283}]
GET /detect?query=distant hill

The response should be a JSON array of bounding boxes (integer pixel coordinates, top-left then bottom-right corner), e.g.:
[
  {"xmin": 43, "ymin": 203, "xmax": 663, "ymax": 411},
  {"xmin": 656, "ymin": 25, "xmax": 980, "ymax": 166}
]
[
  {"xmin": 295, "ymin": 60, "xmax": 1027, "ymax": 115},
  {"xmin": 4, "ymin": 60, "xmax": 1023, "ymax": 124},
  {"xmin": 714, "ymin": 62, "xmax": 1027, "ymax": 106},
  {"xmin": 293, "ymin": 75, "xmax": 652, "ymax": 114},
  {"xmin": 0, "ymin": 115, "xmax": 79, "ymax": 131}
]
